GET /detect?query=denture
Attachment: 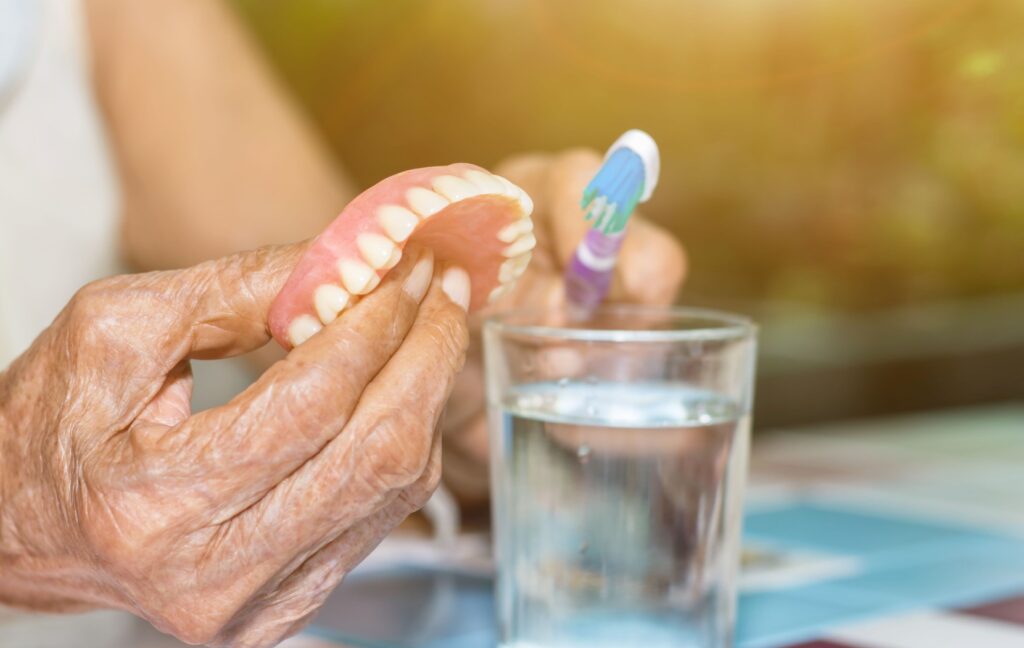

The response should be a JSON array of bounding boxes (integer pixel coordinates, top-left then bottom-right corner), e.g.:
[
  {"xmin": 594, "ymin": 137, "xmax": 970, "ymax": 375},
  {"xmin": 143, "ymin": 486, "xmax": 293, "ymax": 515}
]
[{"xmin": 269, "ymin": 163, "xmax": 535, "ymax": 348}]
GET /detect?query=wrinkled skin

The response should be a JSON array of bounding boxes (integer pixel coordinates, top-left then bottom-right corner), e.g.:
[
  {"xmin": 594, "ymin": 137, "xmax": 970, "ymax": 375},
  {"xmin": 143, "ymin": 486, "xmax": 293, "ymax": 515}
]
[
  {"xmin": 0, "ymin": 243, "xmax": 469, "ymax": 647},
  {"xmin": 442, "ymin": 150, "xmax": 688, "ymax": 503}
]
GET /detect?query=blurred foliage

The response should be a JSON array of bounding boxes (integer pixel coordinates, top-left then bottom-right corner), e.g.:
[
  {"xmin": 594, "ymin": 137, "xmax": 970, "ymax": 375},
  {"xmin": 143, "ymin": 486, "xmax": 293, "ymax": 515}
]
[{"xmin": 232, "ymin": 0, "xmax": 1024, "ymax": 312}]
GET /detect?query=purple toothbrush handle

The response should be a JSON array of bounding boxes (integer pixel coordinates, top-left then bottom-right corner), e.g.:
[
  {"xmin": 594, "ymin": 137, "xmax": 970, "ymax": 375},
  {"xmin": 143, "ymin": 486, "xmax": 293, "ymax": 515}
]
[{"xmin": 564, "ymin": 229, "xmax": 626, "ymax": 312}]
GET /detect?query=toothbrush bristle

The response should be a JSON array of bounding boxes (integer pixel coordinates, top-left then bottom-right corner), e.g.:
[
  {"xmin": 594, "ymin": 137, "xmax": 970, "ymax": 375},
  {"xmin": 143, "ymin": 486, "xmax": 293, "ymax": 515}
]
[{"xmin": 581, "ymin": 148, "xmax": 646, "ymax": 234}]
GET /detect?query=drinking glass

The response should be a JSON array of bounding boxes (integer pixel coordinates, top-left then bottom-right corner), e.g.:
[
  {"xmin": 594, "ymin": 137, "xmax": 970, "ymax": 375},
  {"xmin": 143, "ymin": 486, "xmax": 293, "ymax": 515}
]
[{"xmin": 484, "ymin": 305, "xmax": 757, "ymax": 648}]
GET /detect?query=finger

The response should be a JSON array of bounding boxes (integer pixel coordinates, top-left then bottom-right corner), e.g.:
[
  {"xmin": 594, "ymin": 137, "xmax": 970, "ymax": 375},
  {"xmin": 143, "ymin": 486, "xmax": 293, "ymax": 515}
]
[
  {"xmin": 538, "ymin": 148, "xmax": 605, "ymax": 267},
  {"xmin": 211, "ymin": 505, "xmax": 398, "ymax": 647},
  {"xmin": 216, "ymin": 445, "xmax": 442, "ymax": 648},
  {"xmin": 40, "ymin": 243, "xmax": 306, "ymax": 427},
  {"xmin": 135, "ymin": 360, "xmax": 194, "ymax": 427},
  {"xmin": 105, "ymin": 242, "xmax": 310, "ymax": 363},
  {"xmin": 180, "ymin": 242, "xmax": 312, "ymax": 359},
  {"xmin": 607, "ymin": 216, "xmax": 688, "ymax": 305},
  {"xmin": 484, "ymin": 253, "xmax": 564, "ymax": 313},
  {"xmin": 505, "ymin": 149, "xmax": 687, "ymax": 306},
  {"xmin": 169, "ymin": 247, "xmax": 437, "ymax": 506},
  {"xmin": 236, "ymin": 267, "xmax": 469, "ymax": 557},
  {"xmin": 493, "ymin": 152, "xmax": 558, "ymax": 259},
  {"xmin": 492, "ymin": 152, "xmax": 555, "ymax": 209}
]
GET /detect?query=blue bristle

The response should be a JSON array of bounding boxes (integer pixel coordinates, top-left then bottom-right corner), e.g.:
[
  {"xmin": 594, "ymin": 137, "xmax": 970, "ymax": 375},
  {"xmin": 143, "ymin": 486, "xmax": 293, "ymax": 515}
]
[{"xmin": 581, "ymin": 148, "xmax": 646, "ymax": 234}]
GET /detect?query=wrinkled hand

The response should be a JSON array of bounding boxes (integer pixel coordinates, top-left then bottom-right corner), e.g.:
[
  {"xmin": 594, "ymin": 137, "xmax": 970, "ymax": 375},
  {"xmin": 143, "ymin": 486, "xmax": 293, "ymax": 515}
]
[
  {"xmin": 0, "ymin": 245, "xmax": 469, "ymax": 647},
  {"xmin": 442, "ymin": 149, "xmax": 687, "ymax": 503}
]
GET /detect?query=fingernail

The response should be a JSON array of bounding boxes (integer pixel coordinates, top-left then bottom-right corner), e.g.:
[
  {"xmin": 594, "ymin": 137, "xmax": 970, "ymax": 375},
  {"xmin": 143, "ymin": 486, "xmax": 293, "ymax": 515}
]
[
  {"xmin": 441, "ymin": 265, "xmax": 471, "ymax": 311},
  {"xmin": 403, "ymin": 251, "xmax": 434, "ymax": 301}
]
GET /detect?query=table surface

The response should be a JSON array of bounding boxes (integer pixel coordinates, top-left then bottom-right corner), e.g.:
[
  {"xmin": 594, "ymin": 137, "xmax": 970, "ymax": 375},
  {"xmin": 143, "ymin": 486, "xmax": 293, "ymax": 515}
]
[
  {"xmin": 737, "ymin": 402, "xmax": 1024, "ymax": 647},
  {"xmin": 4, "ymin": 402, "xmax": 1023, "ymax": 648}
]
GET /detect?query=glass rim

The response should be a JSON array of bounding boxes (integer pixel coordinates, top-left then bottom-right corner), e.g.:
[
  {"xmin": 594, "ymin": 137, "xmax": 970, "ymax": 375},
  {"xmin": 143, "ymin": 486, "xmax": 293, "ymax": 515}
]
[{"xmin": 483, "ymin": 304, "xmax": 756, "ymax": 343}]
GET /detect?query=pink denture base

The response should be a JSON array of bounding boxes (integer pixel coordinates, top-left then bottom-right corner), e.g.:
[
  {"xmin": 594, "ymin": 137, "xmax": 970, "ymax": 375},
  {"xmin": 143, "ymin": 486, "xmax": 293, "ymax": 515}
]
[{"xmin": 268, "ymin": 163, "xmax": 530, "ymax": 349}]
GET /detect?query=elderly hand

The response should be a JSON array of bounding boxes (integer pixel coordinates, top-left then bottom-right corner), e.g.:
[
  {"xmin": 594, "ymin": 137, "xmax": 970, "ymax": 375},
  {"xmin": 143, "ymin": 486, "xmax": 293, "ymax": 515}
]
[
  {"xmin": 441, "ymin": 149, "xmax": 687, "ymax": 503},
  {"xmin": 0, "ymin": 245, "xmax": 469, "ymax": 647}
]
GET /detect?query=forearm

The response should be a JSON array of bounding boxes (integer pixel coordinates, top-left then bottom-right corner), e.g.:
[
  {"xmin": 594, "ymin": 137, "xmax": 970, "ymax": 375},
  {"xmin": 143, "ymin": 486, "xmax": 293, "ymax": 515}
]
[{"xmin": 85, "ymin": 0, "xmax": 356, "ymax": 270}]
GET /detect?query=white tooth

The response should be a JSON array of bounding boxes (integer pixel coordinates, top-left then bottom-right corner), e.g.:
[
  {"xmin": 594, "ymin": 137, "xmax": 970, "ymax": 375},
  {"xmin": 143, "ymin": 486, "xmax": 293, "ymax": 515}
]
[
  {"xmin": 493, "ymin": 175, "xmax": 533, "ymax": 215},
  {"xmin": 383, "ymin": 247, "xmax": 402, "ymax": 269},
  {"xmin": 488, "ymin": 284, "xmax": 511, "ymax": 304},
  {"xmin": 338, "ymin": 258, "xmax": 380, "ymax": 294},
  {"xmin": 497, "ymin": 218, "xmax": 533, "ymax": 243},
  {"xmin": 499, "ymin": 259, "xmax": 516, "ymax": 283},
  {"xmin": 497, "ymin": 222, "xmax": 521, "ymax": 243},
  {"xmin": 288, "ymin": 315, "xmax": 322, "ymax": 346},
  {"xmin": 463, "ymin": 170, "xmax": 506, "ymax": 195},
  {"xmin": 366, "ymin": 272, "xmax": 382, "ymax": 293},
  {"xmin": 499, "ymin": 253, "xmax": 531, "ymax": 282},
  {"xmin": 502, "ymin": 232, "xmax": 537, "ymax": 257},
  {"xmin": 515, "ymin": 253, "xmax": 532, "ymax": 277},
  {"xmin": 406, "ymin": 187, "xmax": 449, "ymax": 218},
  {"xmin": 499, "ymin": 254, "xmax": 524, "ymax": 280},
  {"xmin": 356, "ymin": 232, "xmax": 398, "ymax": 269},
  {"xmin": 313, "ymin": 284, "xmax": 350, "ymax": 324},
  {"xmin": 377, "ymin": 205, "xmax": 419, "ymax": 242},
  {"xmin": 496, "ymin": 175, "xmax": 522, "ymax": 197},
  {"xmin": 517, "ymin": 191, "xmax": 534, "ymax": 216},
  {"xmin": 432, "ymin": 175, "xmax": 479, "ymax": 202}
]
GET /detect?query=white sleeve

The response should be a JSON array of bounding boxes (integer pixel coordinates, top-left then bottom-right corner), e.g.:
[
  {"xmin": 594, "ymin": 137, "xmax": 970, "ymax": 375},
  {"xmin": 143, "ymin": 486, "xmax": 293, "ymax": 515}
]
[{"xmin": 0, "ymin": 0, "xmax": 42, "ymax": 113}]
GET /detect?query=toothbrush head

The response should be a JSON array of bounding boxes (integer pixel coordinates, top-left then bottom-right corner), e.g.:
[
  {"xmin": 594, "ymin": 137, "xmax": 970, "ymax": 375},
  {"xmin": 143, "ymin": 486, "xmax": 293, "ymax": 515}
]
[{"xmin": 581, "ymin": 129, "xmax": 660, "ymax": 235}]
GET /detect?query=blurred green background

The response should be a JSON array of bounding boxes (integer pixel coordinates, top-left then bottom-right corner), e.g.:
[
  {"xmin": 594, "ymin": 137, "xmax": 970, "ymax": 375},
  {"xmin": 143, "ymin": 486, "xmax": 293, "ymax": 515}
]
[{"xmin": 232, "ymin": 0, "xmax": 1024, "ymax": 425}]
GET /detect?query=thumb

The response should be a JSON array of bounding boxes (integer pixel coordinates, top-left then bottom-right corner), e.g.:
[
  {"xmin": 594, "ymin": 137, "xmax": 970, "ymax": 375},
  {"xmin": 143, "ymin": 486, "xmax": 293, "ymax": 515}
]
[{"xmin": 158, "ymin": 241, "xmax": 310, "ymax": 360}]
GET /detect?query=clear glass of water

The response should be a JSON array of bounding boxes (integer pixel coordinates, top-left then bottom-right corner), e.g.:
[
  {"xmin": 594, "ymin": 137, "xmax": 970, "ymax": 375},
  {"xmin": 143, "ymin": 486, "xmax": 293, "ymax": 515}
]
[{"xmin": 484, "ymin": 305, "xmax": 757, "ymax": 648}]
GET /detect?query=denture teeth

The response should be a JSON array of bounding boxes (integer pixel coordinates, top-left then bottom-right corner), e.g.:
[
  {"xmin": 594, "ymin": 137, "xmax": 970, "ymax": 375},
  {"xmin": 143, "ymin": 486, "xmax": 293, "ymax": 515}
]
[
  {"xmin": 488, "ymin": 283, "xmax": 512, "ymax": 304},
  {"xmin": 495, "ymin": 175, "xmax": 521, "ymax": 197},
  {"xmin": 377, "ymin": 205, "xmax": 419, "ymax": 242},
  {"xmin": 463, "ymin": 169, "xmax": 506, "ymax": 195},
  {"xmin": 517, "ymin": 190, "xmax": 534, "ymax": 216},
  {"xmin": 383, "ymin": 247, "xmax": 402, "ymax": 269},
  {"xmin": 356, "ymin": 232, "xmax": 398, "ymax": 269},
  {"xmin": 502, "ymin": 233, "xmax": 537, "ymax": 258},
  {"xmin": 288, "ymin": 314, "xmax": 323, "ymax": 346},
  {"xmin": 497, "ymin": 218, "xmax": 532, "ymax": 243},
  {"xmin": 432, "ymin": 175, "xmax": 479, "ymax": 202},
  {"xmin": 338, "ymin": 258, "xmax": 380, "ymax": 294},
  {"xmin": 514, "ymin": 253, "xmax": 532, "ymax": 277},
  {"xmin": 313, "ymin": 284, "xmax": 350, "ymax": 324},
  {"xmin": 497, "ymin": 222, "xmax": 519, "ymax": 243},
  {"xmin": 499, "ymin": 253, "xmax": 532, "ymax": 283},
  {"xmin": 494, "ymin": 175, "xmax": 533, "ymax": 215},
  {"xmin": 406, "ymin": 187, "xmax": 449, "ymax": 218}
]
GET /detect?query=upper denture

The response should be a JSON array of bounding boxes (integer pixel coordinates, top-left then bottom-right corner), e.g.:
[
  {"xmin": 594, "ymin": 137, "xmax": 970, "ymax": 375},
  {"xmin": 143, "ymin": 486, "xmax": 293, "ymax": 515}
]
[{"xmin": 269, "ymin": 163, "xmax": 537, "ymax": 348}]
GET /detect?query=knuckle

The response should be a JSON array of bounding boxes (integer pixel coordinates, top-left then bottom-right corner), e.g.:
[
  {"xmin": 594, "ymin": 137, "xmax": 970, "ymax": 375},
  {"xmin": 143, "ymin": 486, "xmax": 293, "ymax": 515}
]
[
  {"xmin": 210, "ymin": 606, "xmax": 318, "ymax": 648},
  {"xmin": 360, "ymin": 410, "xmax": 434, "ymax": 490},
  {"xmin": 419, "ymin": 454, "xmax": 444, "ymax": 495},
  {"xmin": 272, "ymin": 359, "xmax": 356, "ymax": 431},
  {"xmin": 64, "ymin": 279, "xmax": 114, "ymax": 333},
  {"xmin": 162, "ymin": 590, "xmax": 245, "ymax": 646},
  {"xmin": 63, "ymin": 276, "xmax": 177, "ymax": 350},
  {"xmin": 426, "ymin": 306, "xmax": 470, "ymax": 373},
  {"xmin": 166, "ymin": 614, "xmax": 223, "ymax": 646},
  {"xmin": 78, "ymin": 495, "xmax": 149, "ymax": 573},
  {"xmin": 399, "ymin": 460, "xmax": 443, "ymax": 514}
]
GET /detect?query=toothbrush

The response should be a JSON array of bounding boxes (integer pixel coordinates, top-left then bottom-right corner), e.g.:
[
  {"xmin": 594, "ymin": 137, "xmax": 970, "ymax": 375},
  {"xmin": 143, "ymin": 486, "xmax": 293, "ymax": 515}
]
[{"xmin": 564, "ymin": 129, "xmax": 660, "ymax": 313}]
